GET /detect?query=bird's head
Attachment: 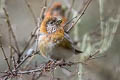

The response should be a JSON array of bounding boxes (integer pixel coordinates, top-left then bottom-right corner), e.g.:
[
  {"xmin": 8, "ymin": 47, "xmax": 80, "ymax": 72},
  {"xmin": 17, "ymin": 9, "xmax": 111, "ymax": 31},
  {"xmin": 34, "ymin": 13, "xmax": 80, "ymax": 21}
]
[{"xmin": 40, "ymin": 16, "xmax": 64, "ymax": 34}]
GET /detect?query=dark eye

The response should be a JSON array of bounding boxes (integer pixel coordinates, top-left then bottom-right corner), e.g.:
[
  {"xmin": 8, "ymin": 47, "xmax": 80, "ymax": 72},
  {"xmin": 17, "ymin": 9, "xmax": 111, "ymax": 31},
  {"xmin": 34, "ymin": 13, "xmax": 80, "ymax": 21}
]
[
  {"xmin": 50, "ymin": 21, "xmax": 53, "ymax": 24},
  {"xmin": 56, "ymin": 20, "xmax": 62, "ymax": 25},
  {"xmin": 49, "ymin": 21, "xmax": 54, "ymax": 24}
]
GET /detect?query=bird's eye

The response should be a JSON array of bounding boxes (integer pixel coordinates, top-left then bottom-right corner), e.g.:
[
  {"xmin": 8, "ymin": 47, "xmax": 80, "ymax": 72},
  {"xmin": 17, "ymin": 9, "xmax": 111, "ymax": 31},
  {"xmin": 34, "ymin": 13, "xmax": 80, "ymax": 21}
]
[
  {"xmin": 49, "ymin": 21, "xmax": 53, "ymax": 24},
  {"xmin": 56, "ymin": 20, "xmax": 62, "ymax": 25}
]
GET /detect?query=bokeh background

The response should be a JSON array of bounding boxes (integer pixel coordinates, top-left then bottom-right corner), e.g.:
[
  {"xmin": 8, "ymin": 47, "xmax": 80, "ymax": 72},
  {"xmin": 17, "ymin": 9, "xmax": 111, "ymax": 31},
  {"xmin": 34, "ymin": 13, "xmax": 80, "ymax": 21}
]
[{"xmin": 0, "ymin": 0, "xmax": 120, "ymax": 80}]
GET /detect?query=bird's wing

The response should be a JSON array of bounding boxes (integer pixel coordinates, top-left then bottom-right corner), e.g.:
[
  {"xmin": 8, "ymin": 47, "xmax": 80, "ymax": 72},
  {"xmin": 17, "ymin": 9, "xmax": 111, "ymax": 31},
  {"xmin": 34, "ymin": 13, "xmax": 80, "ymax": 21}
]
[{"xmin": 58, "ymin": 32, "xmax": 82, "ymax": 54}]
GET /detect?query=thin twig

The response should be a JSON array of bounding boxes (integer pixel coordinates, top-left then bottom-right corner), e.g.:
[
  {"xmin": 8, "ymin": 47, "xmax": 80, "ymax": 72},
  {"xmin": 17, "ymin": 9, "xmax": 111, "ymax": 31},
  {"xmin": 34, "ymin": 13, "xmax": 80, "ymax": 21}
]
[
  {"xmin": 23, "ymin": 54, "xmax": 36, "ymax": 69},
  {"xmin": 8, "ymin": 26, "xmax": 13, "ymax": 67},
  {"xmin": 20, "ymin": 0, "xmax": 48, "ymax": 63},
  {"xmin": 66, "ymin": 0, "xmax": 92, "ymax": 32},
  {"xmin": 20, "ymin": 0, "xmax": 39, "ymax": 58},
  {"xmin": 0, "ymin": 55, "xmax": 103, "ymax": 79},
  {"xmin": 35, "ymin": 0, "xmax": 48, "ymax": 53},
  {"xmin": 85, "ymin": 49, "xmax": 100, "ymax": 62},
  {"xmin": 88, "ymin": 54, "xmax": 106, "ymax": 61},
  {"xmin": 16, "ymin": 60, "xmax": 86, "ymax": 74},
  {"xmin": 11, "ymin": 45, "xmax": 18, "ymax": 54},
  {"xmin": 39, "ymin": 0, "xmax": 47, "ymax": 21},
  {"xmin": 3, "ymin": 8, "xmax": 21, "ymax": 56},
  {"xmin": 67, "ymin": 0, "xmax": 75, "ymax": 19},
  {"xmin": 16, "ymin": 51, "xmax": 39, "ymax": 70},
  {"xmin": 18, "ymin": 67, "xmax": 44, "ymax": 74},
  {"xmin": 24, "ymin": 0, "xmax": 37, "ymax": 25},
  {"xmin": 39, "ymin": 6, "xmax": 46, "ymax": 24},
  {"xmin": 21, "ymin": 0, "xmax": 47, "ymax": 57},
  {"xmin": 0, "ymin": 37, "xmax": 13, "ymax": 75},
  {"xmin": 12, "ymin": 56, "xmax": 17, "ymax": 70},
  {"xmin": 64, "ymin": 14, "xmax": 78, "ymax": 29},
  {"xmin": 20, "ymin": 27, "xmax": 38, "ymax": 57},
  {"xmin": 20, "ymin": 0, "xmax": 47, "ymax": 57},
  {"xmin": 16, "ymin": 54, "xmax": 32, "ymax": 70}
]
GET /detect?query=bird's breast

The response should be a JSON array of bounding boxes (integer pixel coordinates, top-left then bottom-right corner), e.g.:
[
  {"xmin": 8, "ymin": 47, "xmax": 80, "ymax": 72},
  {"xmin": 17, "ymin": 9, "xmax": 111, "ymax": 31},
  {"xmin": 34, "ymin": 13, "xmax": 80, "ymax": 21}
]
[{"xmin": 38, "ymin": 35, "xmax": 73, "ymax": 60}]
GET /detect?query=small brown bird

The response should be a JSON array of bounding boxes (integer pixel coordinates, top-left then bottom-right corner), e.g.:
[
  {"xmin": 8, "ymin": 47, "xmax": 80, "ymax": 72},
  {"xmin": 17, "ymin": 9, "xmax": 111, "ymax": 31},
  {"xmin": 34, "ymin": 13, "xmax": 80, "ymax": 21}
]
[{"xmin": 38, "ymin": 16, "xmax": 82, "ymax": 60}]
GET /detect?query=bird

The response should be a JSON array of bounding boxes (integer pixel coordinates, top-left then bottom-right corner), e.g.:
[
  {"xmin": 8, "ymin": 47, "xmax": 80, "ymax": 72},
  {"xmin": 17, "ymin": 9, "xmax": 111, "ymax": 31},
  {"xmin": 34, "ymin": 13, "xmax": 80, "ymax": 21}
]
[
  {"xmin": 26, "ymin": 2, "xmax": 68, "ymax": 58},
  {"xmin": 25, "ymin": 2, "xmax": 82, "ymax": 76},
  {"xmin": 37, "ymin": 16, "xmax": 82, "ymax": 61}
]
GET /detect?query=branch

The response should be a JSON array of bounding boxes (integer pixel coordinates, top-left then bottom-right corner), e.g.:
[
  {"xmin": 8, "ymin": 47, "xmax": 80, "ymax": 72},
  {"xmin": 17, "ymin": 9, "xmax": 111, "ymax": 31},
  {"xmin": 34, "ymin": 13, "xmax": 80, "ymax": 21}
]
[
  {"xmin": 20, "ymin": 27, "xmax": 38, "ymax": 57},
  {"xmin": 0, "ymin": 36, "xmax": 13, "ymax": 75},
  {"xmin": 0, "ymin": 54, "xmax": 103, "ymax": 80},
  {"xmin": 8, "ymin": 25, "xmax": 13, "ymax": 67},
  {"xmin": 20, "ymin": 0, "xmax": 47, "ymax": 57},
  {"xmin": 24, "ymin": 0, "xmax": 37, "ymax": 25},
  {"xmin": 3, "ymin": 8, "xmax": 21, "ymax": 56},
  {"xmin": 39, "ymin": 0, "xmax": 47, "ymax": 22},
  {"xmin": 66, "ymin": 0, "xmax": 92, "ymax": 33},
  {"xmin": 12, "ymin": 56, "xmax": 17, "ymax": 71},
  {"xmin": 67, "ymin": 0, "xmax": 75, "ymax": 19},
  {"xmin": 16, "ymin": 51, "xmax": 39, "ymax": 70},
  {"xmin": 14, "ymin": 60, "xmax": 85, "ymax": 74}
]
